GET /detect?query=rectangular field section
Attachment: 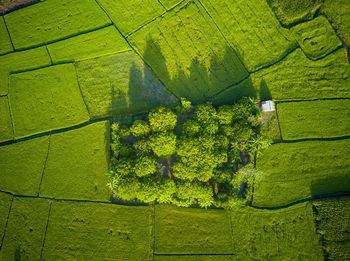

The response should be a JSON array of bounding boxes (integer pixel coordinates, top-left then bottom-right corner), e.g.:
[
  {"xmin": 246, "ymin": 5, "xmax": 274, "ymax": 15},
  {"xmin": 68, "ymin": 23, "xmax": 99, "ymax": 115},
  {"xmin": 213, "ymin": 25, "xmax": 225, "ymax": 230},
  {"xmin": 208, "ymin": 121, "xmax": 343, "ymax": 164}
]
[
  {"xmin": 4, "ymin": 0, "xmax": 111, "ymax": 49},
  {"xmin": 277, "ymin": 99, "xmax": 350, "ymax": 140},
  {"xmin": 154, "ymin": 204, "xmax": 233, "ymax": 254}
]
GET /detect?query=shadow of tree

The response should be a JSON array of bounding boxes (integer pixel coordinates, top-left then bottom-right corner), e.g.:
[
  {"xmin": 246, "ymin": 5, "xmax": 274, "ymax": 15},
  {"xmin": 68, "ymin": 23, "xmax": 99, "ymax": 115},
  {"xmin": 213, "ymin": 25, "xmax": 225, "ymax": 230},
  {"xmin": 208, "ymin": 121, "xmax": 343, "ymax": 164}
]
[
  {"xmin": 310, "ymin": 174, "xmax": 350, "ymax": 198},
  {"xmin": 259, "ymin": 78, "xmax": 273, "ymax": 101}
]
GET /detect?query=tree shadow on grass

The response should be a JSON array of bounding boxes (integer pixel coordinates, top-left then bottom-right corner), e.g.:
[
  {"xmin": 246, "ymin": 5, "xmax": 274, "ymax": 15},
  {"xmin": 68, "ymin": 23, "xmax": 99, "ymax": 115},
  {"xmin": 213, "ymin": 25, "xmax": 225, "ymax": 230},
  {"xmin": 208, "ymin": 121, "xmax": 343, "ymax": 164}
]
[{"xmin": 310, "ymin": 174, "xmax": 350, "ymax": 198}]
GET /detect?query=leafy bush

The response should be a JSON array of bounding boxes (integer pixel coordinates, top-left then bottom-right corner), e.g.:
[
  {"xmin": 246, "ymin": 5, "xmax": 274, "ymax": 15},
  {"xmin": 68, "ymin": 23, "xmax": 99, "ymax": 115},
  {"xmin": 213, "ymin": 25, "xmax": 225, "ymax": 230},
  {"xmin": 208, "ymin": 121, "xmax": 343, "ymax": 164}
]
[
  {"xmin": 130, "ymin": 120, "xmax": 150, "ymax": 137},
  {"xmin": 149, "ymin": 132, "xmax": 177, "ymax": 158},
  {"xmin": 149, "ymin": 106, "xmax": 177, "ymax": 132},
  {"xmin": 134, "ymin": 155, "xmax": 157, "ymax": 177}
]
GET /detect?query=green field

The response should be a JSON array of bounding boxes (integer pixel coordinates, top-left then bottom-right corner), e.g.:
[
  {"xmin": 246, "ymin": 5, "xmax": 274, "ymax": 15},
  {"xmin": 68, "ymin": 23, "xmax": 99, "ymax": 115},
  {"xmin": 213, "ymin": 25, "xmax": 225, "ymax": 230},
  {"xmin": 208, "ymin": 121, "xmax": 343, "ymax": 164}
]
[
  {"xmin": 278, "ymin": 99, "xmax": 350, "ymax": 140},
  {"xmin": 0, "ymin": 192, "xmax": 12, "ymax": 242},
  {"xmin": 0, "ymin": 16, "xmax": 12, "ymax": 55},
  {"xmin": 0, "ymin": 96, "xmax": 13, "ymax": 143},
  {"xmin": 254, "ymin": 139, "xmax": 350, "ymax": 207}
]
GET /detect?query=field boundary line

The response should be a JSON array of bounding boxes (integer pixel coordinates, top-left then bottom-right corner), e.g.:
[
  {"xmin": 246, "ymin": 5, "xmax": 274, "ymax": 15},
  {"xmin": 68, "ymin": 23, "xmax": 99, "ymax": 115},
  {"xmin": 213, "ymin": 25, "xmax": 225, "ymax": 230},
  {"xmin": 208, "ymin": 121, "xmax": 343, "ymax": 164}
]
[
  {"xmin": 151, "ymin": 204, "xmax": 156, "ymax": 261},
  {"xmin": 5, "ymin": 93, "xmax": 15, "ymax": 140},
  {"xmin": 0, "ymin": 195, "xmax": 13, "ymax": 250},
  {"xmin": 2, "ymin": 16, "xmax": 14, "ymax": 51},
  {"xmin": 73, "ymin": 63, "xmax": 91, "ymax": 118},
  {"xmin": 154, "ymin": 253, "xmax": 235, "ymax": 256},
  {"xmin": 9, "ymin": 62, "xmax": 71, "ymax": 75},
  {"xmin": 37, "ymin": 135, "xmax": 51, "ymax": 196},
  {"xmin": 272, "ymin": 135, "xmax": 350, "ymax": 144},
  {"xmin": 274, "ymin": 104, "xmax": 283, "ymax": 140},
  {"xmin": 39, "ymin": 200, "xmax": 52, "ymax": 261},
  {"xmin": 276, "ymin": 97, "xmax": 350, "ymax": 103},
  {"xmin": 44, "ymin": 45, "xmax": 53, "ymax": 65}
]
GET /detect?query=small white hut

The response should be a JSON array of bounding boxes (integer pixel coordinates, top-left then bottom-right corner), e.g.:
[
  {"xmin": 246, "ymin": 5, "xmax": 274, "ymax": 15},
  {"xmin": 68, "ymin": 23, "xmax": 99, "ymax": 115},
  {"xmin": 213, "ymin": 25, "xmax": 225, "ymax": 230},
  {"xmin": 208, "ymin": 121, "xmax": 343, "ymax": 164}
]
[{"xmin": 260, "ymin": 100, "xmax": 275, "ymax": 112}]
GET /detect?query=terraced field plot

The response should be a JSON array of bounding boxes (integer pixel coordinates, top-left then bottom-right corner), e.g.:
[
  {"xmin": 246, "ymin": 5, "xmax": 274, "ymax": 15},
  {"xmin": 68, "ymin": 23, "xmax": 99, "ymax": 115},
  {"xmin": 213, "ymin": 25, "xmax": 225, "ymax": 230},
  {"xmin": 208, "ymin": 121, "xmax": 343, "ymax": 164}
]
[
  {"xmin": 254, "ymin": 139, "xmax": 350, "ymax": 207},
  {"xmin": 278, "ymin": 99, "xmax": 350, "ymax": 140},
  {"xmin": 0, "ymin": 16, "xmax": 12, "ymax": 55}
]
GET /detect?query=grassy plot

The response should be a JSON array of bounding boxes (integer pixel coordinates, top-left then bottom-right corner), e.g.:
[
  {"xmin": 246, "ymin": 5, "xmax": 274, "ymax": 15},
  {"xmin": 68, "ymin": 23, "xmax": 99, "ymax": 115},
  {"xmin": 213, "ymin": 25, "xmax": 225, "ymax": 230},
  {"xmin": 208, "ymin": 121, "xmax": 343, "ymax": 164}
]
[
  {"xmin": 9, "ymin": 63, "xmax": 89, "ymax": 139},
  {"xmin": 128, "ymin": 1, "xmax": 248, "ymax": 104},
  {"xmin": 291, "ymin": 16, "xmax": 342, "ymax": 60},
  {"xmin": 0, "ymin": 16, "xmax": 13, "ymax": 55},
  {"xmin": 199, "ymin": 0, "xmax": 296, "ymax": 72},
  {"xmin": 266, "ymin": 0, "xmax": 322, "ymax": 26},
  {"xmin": 0, "ymin": 96, "xmax": 13, "ymax": 143},
  {"xmin": 0, "ymin": 197, "xmax": 51, "ymax": 260},
  {"xmin": 4, "ymin": 0, "xmax": 111, "ymax": 50},
  {"xmin": 0, "ymin": 136, "xmax": 49, "ymax": 196},
  {"xmin": 277, "ymin": 100, "xmax": 350, "ymax": 140},
  {"xmin": 42, "ymin": 201, "xmax": 152, "ymax": 260},
  {"xmin": 39, "ymin": 121, "xmax": 110, "ymax": 201},
  {"xmin": 47, "ymin": 26, "xmax": 131, "ymax": 64},
  {"xmin": 0, "ymin": 192, "xmax": 12, "ymax": 244},
  {"xmin": 0, "ymin": 46, "xmax": 51, "ymax": 96},
  {"xmin": 155, "ymin": 256, "xmax": 234, "ymax": 261},
  {"xmin": 254, "ymin": 140, "xmax": 350, "ymax": 207},
  {"xmin": 76, "ymin": 51, "xmax": 179, "ymax": 119},
  {"xmin": 96, "ymin": 0, "xmax": 165, "ymax": 36},
  {"xmin": 159, "ymin": 0, "xmax": 183, "ymax": 10},
  {"xmin": 231, "ymin": 203, "xmax": 323, "ymax": 260},
  {"xmin": 313, "ymin": 197, "xmax": 350, "ymax": 260},
  {"xmin": 154, "ymin": 205, "xmax": 233, "ymax": 254}
]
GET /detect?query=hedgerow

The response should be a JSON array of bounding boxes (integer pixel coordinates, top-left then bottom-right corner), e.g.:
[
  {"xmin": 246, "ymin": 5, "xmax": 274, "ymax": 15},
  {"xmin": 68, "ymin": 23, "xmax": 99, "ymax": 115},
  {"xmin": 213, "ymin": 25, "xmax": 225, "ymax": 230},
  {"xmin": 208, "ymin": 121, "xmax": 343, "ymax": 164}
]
[{"xmin": 108, "ymin": 97, "xmax": 272, "ymax": 209}]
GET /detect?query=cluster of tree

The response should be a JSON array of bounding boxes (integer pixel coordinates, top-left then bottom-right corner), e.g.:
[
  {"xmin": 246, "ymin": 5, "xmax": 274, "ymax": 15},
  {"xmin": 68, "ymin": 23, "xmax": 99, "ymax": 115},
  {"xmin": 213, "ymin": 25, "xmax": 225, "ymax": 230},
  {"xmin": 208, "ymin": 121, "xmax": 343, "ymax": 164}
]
[{"xmin": 108, "ymin": 97, "xmax": 271, "ymax": 209}]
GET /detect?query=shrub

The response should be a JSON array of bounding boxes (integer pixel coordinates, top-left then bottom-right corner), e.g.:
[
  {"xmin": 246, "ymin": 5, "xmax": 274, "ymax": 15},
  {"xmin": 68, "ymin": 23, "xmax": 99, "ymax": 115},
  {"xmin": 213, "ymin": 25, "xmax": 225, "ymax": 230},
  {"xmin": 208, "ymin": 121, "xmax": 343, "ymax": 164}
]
[
  {"xmin": 130, "ymin": 120, "xmax": 150, "ymax": 137},
  {"xmin": 217, "ymin": 105, "xmax": 234, "ymax": 125},
  {"xmin": 133, "ymin": 139, "xmax": 151, "ymax": 156},
  {"xmin": 149, "ymin": 106, "xmax": 177, "ymax": 132},
  {"xmin": 182, "ymin": 120, "xmax": 201, "ymax": 136},
  {"xmin": 134, "ymin": 155, "xmax": 157, "ymax": 177},
  {"xmin": 149, "ymin": 132, "xmax": 177, "ymax": 158},
  {"xmin": 193, "ymin": 104, "xmax": 217, "ymax": 125},
  {"xmin": 119, "ymin": 126, "xmax": 131, "ymax": 139}
]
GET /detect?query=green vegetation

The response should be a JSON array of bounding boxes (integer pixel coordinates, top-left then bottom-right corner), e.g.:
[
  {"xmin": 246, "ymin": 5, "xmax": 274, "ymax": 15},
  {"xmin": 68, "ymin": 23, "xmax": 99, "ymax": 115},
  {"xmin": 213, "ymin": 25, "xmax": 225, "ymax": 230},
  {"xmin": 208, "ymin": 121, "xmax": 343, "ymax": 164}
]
[
  {"xmin": 0, "ymin": 46, "xmax": 51, "ymax": 96},
  {"xmin": 108, "ymin": 98, "xmax": 271, "ymax": 208},
  {"xmin": 9, "ymin": 64, "xmax": 89, "ymax": 139},
  {"xmin": 42, "ymin": 201, "xmax": 152, "ymax": 260},
  {"xmin": 0, "ymin": 96, "xmax": 13, "ymax": 143},
  {"xmin": 96, "ymin": 0, "xmax": 165, "ymax": 36},
  {"xmin": 266, "ymin": 0, "xmax": 322, "ymax": 26},
  {"xmin": 0, "ymin": 192, "xmax": 12, "ymax": 241},
  {"xmin": 4, "ymin": 0, "xmax": 111, "ymax": 49},
  {"xmin": 39, "ymin": 121, "xmax": 110, "ymax": 201},
  {"xmin": 154, "ymin": 256, "xmax": 233, "ymax": 261},
  {"xmin": 291, "ymin": 16, "xmax": 342, "ymax": 60},
  {"xmin": 0, "ymin": 136, "xmax": 49, "ymax": 195},
  {"xmin": 278, "ymin": 100, "xmax": 350, "ymax": 140},
  {"xmin": 254, "ymin": 139, "xmax": 350, "ymax": 207},
  {"xmin": 128, "ymin": 1, "xmax": 248, "ymax": 103},
  {"xmin": 159, "ymin": 0, "xmax": 182, "ymax": 10},
  {"xmin": 313, "ymin": 197, "xmax": 350, "ymax": 260},
  {"xmin": 0, "ymin": 197, "xmax": 51, "ymax": 260},
  {"xmin": 47, "ymin": 26, "xmax": 131, "ymax": 63},
  {"xmin": 231, "ymin": 203, "xmax": 323, "ymax": 259},
  {"xmin": 0, "ymin": 16, "xmax": 12, "ymax": 55},
  {"xmin": 154, "ymin": 204, "xmax": 233, "ymax": 254},
  {"xmin": 200, "ymin": 0, "xmax": 296, "ymax": 71},
  {"xmin": 76, "ymin": 51, "xmax": 178, "ymax": 119}
]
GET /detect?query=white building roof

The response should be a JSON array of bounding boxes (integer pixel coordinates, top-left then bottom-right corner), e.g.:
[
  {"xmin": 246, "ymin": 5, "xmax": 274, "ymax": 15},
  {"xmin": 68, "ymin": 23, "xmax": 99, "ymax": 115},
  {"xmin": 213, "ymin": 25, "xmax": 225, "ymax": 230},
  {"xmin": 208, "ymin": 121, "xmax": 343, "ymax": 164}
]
[{"xmin": 261, "ymin": 100, "xmax": 275, "ymax": 112}]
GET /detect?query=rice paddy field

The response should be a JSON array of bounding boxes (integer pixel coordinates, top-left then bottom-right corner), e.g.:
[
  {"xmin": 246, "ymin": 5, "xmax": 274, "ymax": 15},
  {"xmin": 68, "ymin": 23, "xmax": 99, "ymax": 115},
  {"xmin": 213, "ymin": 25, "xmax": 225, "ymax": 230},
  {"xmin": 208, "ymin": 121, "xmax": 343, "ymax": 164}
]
[{"xmin": 0, "ymin": 0, "xmax": 349, "ymax": 260}]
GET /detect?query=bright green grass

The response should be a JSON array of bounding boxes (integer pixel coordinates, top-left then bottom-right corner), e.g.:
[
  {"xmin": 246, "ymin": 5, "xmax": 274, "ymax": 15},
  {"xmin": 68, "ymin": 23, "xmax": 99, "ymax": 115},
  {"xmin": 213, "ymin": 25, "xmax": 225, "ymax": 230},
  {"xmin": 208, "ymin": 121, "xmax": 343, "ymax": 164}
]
[
  {"xmin": 96, "ymin": 0, "xmax": 165, "ymax": 36},
  {"xmin": 47, "ymin": 26, "xmax": 131, "ymax": 64},
  {"xmin": 128, "ymin": 1, "xmax": 248, "ymax": 104},
  {"xmin": 231, "ymin": 203, "xmax": 323, "ymax": 260},
  {"xmin": 0, "ymin": 192, "xmax": 12, "ymax": 243},
  {"xmin": 39, "ymin": 121, "xmax": 111, "ymax": 201},
  {"xmin": 266, "ymin": 0, "xmax": 322, "ymax": 26},
  {"xmin": 0, "ymin": 197, "xmax": 51, "ymax": 260},
  {"xmin": 76, "ymin": 51, "xmax": 179, "ymax": 119},
  {"xmin": 0, "ymin": 136, "xmax": 49, "ymax": 196},
  {"xmin": 254, "ymin": 140, "xmax": 350, "ymax": 207},
  {"xmin": 0, "ymin": 96, "xmax": 13, "ymax": 143},
  {"xmin": 200, "ymin": 0, "xmax": 297, "ymax": 72},
  {"xmin": 278, "ymin": 100, "xmax": 350, "ymax": 140},
  {"xmin": 9, "ymin": 63, "xmax": 89, "ymax": 139},
  {"xmin": 159, "ymin": 0, "xmax": 183, "ymax": 10},
  {"xmin": 4, "ymin": 0, "xmax": 111, "ymax": 50},
  {"xmin": 313, "ymin": 197, "xmax": 350, "ymax": 260},
  {"xmin": 0, "ymin": 46, "xmax": 51, "ymax": 96},
  {"xmin": 0, "ymin": 16, "xmax": 12, "ymax": 55},
  {"xmin": 291, "ymin": 16, "xmax": 342, "ymax": 60},
  {"xmin": 154, "ymin": 256, "xmax": 234, "ymax": 261},
  {"xmin": 322, "ymin": 0, "xmax": 350, "ymax": 47},
  {"xmin": 154, "ymin": 204, "xmax": 233, "ymax": 254},
  {"xmin": 42, "ymin": 201, "xmax": 152, "ymax": 260}
]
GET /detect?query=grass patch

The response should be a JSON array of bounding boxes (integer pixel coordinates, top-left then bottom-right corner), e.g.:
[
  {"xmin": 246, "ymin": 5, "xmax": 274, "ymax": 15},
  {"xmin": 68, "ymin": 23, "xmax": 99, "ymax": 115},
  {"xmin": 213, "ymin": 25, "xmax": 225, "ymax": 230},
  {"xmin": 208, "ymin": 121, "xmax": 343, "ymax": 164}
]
[
  {"xmin": 9, "ymin": 63, "xmax": 89, "ymax": 139},
  {"xmin": 200, "ymin": 0, "xmax": 296, "ymax": 71},
  {"xmin": 154, "ymin": 204, "xmax": 233, "ymax": 254},
  {"xmin": 96, "ymin": 0, "xmax": 165, "ymax": 36},
  {"xmin": 0, "ymin": 192, "xmax": 12, "ymax": 242},
  {"xmin": 313, "ymin": 197, "xmax": 350, "ymax": 260},
  {"xmin": 42, "ymin": 201, "xmax": 152, "ymax": 260},
  {"xmin": 159, "ymin": 0, "xmax": 183, "ymax": 10},
  {"xmin": 39, "ymin": 121, "xmax": 110, "ymax": 201},
  {"xmin": 0, "ymin": 46, "xmax": 51, "ymax": 96},
  {"xmin": 127, "ymin": 1, "xmax": 248, "ymax": 103},
  {"xmin": 0, "ymin": 136, "xmax": 49, "ymax": 196},
  {"xmin": 291, "ymin": 16, "xmax": 342, "ymax": 60},
  {"xmin": 47, "ymin": 26, "xmax": 131, "ymax": 64},
  {"xmin": 0, "ymin": 16, "xmax": 13, "ymax": 55},
  {"xmin": 254, "ymin": 140, "xmax": 350, "ymax": 207},
  {"xmin": 4, "ymin": 0, "xmax": 111, "ymax": 49},
  {"xmin": 0, "ymin": 96, "xmax": 13, "ymax": 143},
  {"xmin": 231, "ymin": 203, "xmax": 323, "ymax": 259},
  {"xmin": 154, "ymin": 256, "xmax": 234, "ymax": 261},
  {"xmin": 0, "ymin": 197, "xmax": 51, "ymax": 260},
  {"xmin": 278, "ymin": 100, "xmax": 350, "ymax": 140},
  {"xmin": 76, "ymin": 51, "xmax": 179, "ymax": 119}
]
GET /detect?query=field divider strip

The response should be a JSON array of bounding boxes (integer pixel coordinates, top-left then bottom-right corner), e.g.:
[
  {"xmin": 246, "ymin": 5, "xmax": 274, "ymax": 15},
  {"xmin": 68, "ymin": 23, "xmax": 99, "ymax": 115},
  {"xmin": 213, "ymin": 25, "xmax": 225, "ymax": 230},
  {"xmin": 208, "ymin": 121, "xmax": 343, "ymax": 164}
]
[
  {"xmin": 39, "ymin": 200, "xmax": 52, "ymax": 261},
  {"xmin": 2, "ymin": 16, "xmax": 14, "ymax": 51},
  {"xmin": 73, "ymin": 63, "xmax": 91, "ymax": 118},
  {"xmin": 272, "ymin": 135, "xmax": 350, "ymax": 144},
  {"xmin": 5, "ymin": 93, "xmax": 15, "ymax": 139},
  {"xmin": 0, "ymin": 195, "xmax": 13, "ymax": 250},
  {"xmin": 276, "ymin": 97, "xmax": 350, "ymax": 103},
  {"xmin": 154, "ymin": 253, "xmax": 235, "ymax": 256},
  {"xmin": 274, "ymin": 104, "xmax": 283, "ymax": 141},
  {"xmin": 45, "ymin": 45, "xmax": 53, "ymax": 65},
  {"xmin": 37, "ymin": 135, "xmax": 51, "ymax": 196}
]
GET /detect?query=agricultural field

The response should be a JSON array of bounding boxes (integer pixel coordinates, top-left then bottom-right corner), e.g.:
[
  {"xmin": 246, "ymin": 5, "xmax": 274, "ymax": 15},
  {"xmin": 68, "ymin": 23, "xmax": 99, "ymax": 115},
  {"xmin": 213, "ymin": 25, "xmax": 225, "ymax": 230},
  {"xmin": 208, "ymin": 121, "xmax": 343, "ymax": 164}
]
[{"xmin": 0, "ymin": 0, "xmax": 349, "ymax": 259}]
